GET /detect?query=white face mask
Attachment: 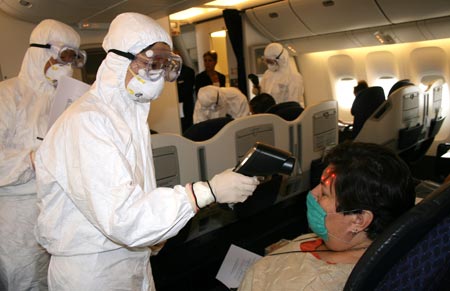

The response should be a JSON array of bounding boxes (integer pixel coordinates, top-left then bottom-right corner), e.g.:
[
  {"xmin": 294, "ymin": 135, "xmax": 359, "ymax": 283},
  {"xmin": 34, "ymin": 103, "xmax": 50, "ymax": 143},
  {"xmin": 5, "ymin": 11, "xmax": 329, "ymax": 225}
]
[
  {"xmin": 126, "ymin": 68, "xmax": 165, "ymax": 103},
  {"xmin": 267, "ymin": 64, "xmax": 279, "ymax": 72},
  {"xmin": 45, "ymin": 64, "xmax": 73, "ymax": 87}
]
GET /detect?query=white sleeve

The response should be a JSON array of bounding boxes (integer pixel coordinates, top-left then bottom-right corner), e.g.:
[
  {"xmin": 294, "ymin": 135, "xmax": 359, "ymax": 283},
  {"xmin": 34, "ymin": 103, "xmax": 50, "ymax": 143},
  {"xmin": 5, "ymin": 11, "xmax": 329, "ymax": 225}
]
[
  {"xmin": 0, "ymin": 89, "xmax": 35, "ymax": 189},
  {"xmin": 48, "ymin": 111, "xmax": 195, "ymax": 247}
]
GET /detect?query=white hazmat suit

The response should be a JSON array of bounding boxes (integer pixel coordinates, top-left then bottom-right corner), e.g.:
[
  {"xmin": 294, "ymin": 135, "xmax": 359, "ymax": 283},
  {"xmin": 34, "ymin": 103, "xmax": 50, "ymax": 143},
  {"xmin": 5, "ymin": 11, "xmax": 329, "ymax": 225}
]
[
  {"xmin": 35, "ymin": 13, "xmax": 258, "ymax": 291},
  {"xmin": 0, "ymin": 19, "xmax": 80, "ymax": 291},
  {"xmin": 258, "ymin": 43, "xmax": 305, "ymax": 107},
  {"xmin": 193, "ymin": 85, "xmax": 250, "ymax": 124}
]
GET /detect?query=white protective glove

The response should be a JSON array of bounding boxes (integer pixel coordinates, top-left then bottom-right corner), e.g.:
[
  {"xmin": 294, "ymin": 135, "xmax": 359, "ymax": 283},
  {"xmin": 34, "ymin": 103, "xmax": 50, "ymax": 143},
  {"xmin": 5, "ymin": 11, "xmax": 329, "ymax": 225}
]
[{"xmin": 192, "ymin": 169, "xmax": 259, "ymax": 208}]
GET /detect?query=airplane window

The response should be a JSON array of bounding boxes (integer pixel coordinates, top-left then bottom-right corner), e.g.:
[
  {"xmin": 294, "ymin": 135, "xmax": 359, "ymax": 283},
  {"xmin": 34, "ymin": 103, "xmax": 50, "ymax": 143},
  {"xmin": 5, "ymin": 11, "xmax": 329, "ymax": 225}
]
[
  {"xmin": 335, "ymin": 78, "xmax": 357, "ymax": 122},
  {"xmin": 374, "ymin": 76, "xmax": 398, "ymax": 97}
]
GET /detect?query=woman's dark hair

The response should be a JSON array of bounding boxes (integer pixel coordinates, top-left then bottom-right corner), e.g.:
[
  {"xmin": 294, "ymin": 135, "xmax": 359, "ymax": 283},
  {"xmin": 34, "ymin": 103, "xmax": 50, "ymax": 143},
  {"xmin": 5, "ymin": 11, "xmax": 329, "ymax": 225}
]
[
  {"xmin": 250, "ymin": 93, "xmax": 276, "ymax": 114},
  {"xmin": 324, "ymin": 141, "xmax": 415, "ymax": 240},
  {"xmin": 203, "ymin": 50, "xmax": 218, "ymax": 62}
]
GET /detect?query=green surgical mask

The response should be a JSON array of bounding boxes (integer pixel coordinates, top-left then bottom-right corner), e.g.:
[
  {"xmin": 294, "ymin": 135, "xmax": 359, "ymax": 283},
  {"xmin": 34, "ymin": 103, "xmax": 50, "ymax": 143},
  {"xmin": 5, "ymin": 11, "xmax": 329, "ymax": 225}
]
[
  {"xmin": 306, "ymin": 191, "xmax": 362, "ymax": 243},
  {"xmin": 306, "ymin": 191, "xmax": 329, "ymax": 241}
]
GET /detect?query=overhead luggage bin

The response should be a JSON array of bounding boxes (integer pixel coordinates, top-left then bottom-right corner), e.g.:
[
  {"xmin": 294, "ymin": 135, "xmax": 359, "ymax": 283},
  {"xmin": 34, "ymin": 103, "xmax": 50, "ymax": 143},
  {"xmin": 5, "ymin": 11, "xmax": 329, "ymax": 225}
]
[
  {"xmin": 420, "ymin": 16, "xmax": 450, "ymax": 40},
  {"xmin": 289, "ymin": 0, "xmax": 390, "ymax": 35},
  {"xmin": 245, "ymin": 0, "xmax": 314, "ymax": 41},
  {"xmin": 376, "ymin": 0, "xmax": 450, "ymax": 24}
]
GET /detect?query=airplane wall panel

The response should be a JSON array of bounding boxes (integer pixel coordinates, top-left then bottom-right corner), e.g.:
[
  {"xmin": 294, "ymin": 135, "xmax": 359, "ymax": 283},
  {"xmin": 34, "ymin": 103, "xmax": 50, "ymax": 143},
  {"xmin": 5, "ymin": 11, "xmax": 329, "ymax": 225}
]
[
  {"xmin": 410, "ymin": 47, "xmax": 447, "ymax": 78},
  {"xmin": 245, "ymin": 0, "xmax": 313, "ymax": 41},
  {"xmin": 289, "ymin": 0, "xmax": 390, "ymax": 35},
  {"xmin": 376, "ymin": 0, "xmax": 450, "ymax": 24},
  {"xmin": 366, "ymin": 51, "xmax": 397, "ymax": 79}
]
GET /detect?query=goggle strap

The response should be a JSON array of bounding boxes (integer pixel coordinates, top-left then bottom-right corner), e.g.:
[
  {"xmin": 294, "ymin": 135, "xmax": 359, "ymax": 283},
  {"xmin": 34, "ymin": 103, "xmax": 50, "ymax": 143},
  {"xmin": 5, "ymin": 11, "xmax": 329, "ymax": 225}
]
[
  {"xmin": 30, "ymin": 43, "xmax": 51, "ymax": 49},
  {"xmin": 275, "ymin": 48, "xmax": 284, "ymax": 60},
  {"xmin": 108, "ymin": 49, "xmax": 135, "ymax": 61}
]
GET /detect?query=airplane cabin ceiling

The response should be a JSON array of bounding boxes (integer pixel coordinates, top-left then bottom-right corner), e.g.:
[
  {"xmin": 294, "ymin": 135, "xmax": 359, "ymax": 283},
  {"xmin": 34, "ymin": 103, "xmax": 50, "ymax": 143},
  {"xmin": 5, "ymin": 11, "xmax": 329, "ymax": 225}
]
[
  {"xmin": 289, "ymin": 0, "xmax": 390, "ymax": 35},
  {"xmin": 245, "ymin": 0, "xmax": 450, "ymax": 52},
  {"xmin": 0, "ymin": 0, "xmax": 193, "ymax": 25},
  {"xmin": 375, "ymin": 0, "xmax": 450, "ymax": 23}
]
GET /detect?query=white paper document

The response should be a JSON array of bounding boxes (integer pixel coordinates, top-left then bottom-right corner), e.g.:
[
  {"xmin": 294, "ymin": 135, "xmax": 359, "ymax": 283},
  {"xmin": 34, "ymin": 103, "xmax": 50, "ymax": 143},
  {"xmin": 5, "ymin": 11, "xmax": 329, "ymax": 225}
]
[
  {"xmin": 216, "ymin": 244, "xmax": 262, "ymax": 289},
  {"xmin": 48, "ymin": 76, "xmax": 90, "ymax": 128}
]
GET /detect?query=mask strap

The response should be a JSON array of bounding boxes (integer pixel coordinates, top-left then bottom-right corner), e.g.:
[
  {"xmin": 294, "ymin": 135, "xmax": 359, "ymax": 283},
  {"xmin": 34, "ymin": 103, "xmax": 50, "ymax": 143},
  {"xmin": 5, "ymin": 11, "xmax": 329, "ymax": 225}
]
[
  {"xmin": 30, "ymin": 43, "xmax": 51, "ymax": 49},
  {"xmin": 128, "ymin": 67, "xmax": 136, "ymax": 77},
  {"xmin": 127, "ymin": 67, "xmax": 146, "ymax": 84},
  {"xmin": 108, "ymin": 49, "xmax": 135, "ymax": 61}
]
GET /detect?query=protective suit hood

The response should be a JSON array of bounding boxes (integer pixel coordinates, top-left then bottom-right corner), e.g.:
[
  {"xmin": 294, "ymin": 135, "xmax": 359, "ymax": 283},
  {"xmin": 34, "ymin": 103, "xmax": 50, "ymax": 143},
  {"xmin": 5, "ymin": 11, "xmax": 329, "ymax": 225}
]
[
  {"xmin": 264, "ymin": 42, "xmax": 289, "ymax": 70},
  {"xmin": 197, "ymin": 85, "xmax": 226, "ymax": 108},
  {"xmin": 193, "ymin": 85, "xmax": 227, "ymax": 123},
  {"xmin": 102, "ymin": 13, "xmax": 172, "ymax": 55},
  {"xmin": 193, "ymin": 85, "xmax": 249, "ymax": 123},
  {"xmin": 92, "ymin": 12, "xmax": 172, "ymax": 107},
  {"xmin": 220, "ymin": 87, "xmax": 249, "ymax": 119},
  {"xmin": 19, "ymin": 19, "xmax": 80, "ymax": 93}
]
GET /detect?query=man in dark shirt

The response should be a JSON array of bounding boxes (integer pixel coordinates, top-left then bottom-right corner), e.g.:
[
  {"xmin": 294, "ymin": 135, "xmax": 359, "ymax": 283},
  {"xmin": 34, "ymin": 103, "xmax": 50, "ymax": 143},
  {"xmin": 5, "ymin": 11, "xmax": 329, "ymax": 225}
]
[{"xmin": 177, "ymin": 63, "xmax": 195, "ymax": 132}]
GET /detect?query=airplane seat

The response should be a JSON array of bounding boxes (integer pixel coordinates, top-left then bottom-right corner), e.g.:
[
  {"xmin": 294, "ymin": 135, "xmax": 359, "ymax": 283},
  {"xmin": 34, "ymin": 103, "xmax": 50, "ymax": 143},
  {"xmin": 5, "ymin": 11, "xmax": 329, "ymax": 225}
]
[
  {"xmin": 199, "ymin": 114, "xmax": 293, "ymax": 181},
  {"xmin": 151, "ymin": 133, "xmax": 201, "ymax": 243},
  {"xmin": 293, "ymin": 100, "xmax": 339, "ymax": 189},
  {"xmin": 183, "ymin": 116, "xmax": 234, "ymax": 141},
  {"xmin": 355, "ymin": 85, "xmax": 424, "ymax": 158},
  {"xmin": 151, "ymin": 133, "xmax": 200, "ymax": 187},
  {"xmin": 400, "ymin": 80, "xmax": 446, "ymax": 163},
  {"xmin": 424, "ymin": 79, "xmax": 446, "ymax": 141},
  {"xmin": 184, "ymin": 114, "xmax": 294, "ymax": 238},
  {"xmin": 266, "ymin": 101, "xmax": 304, "ymax": 121},
  {"xmin": 350, "ymin": 86, "xmax": 386, "ymax": 139},
  {"xmin": 344, "ymin": 181, "xmax": 450, "ymax": 291},
  {"xmin": 233, "ymin": 174, "xmax": 282, "ymax": 219}
]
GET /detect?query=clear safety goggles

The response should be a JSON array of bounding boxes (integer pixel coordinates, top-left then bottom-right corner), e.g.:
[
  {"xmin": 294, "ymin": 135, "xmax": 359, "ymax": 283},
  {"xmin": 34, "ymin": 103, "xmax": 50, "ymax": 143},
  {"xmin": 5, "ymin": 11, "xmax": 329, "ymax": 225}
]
[
  {"xmin": 30, "ymin": 43, "xmax": 87, "ymax": 68},
  {"xmin": 262, "ymin": 48, "xmax": 285, "ymax": 66},
  {"xmin": 135, "ymin": 50, "xmax": 182, "ymax": 82},
  {"xmin": 109, "ymin": 49, "xmax": 182, "ymax": 82}
]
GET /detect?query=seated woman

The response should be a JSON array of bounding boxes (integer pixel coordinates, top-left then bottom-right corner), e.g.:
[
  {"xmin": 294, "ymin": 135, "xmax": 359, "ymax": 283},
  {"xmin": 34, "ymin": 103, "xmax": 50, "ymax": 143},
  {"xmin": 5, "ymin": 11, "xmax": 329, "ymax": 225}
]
[
  {"xmin": 239, "ymin": 141, "xmax": 415, "ymax": 291},
  {"xmin": 193, "ymin": 85, "xmax": 249, "ymax": 124}
]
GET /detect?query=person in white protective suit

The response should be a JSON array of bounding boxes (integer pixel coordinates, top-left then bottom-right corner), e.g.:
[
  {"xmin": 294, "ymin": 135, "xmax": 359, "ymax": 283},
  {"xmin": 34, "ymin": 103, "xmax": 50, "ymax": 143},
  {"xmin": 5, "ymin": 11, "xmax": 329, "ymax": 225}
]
[
  {"xmin": 34, "ymin": 12, "xmax": 259, "ymax": 291},
  {"xmin": 0, "ymin": 19, "xmax": 84, "ymax": 291},
  {"xmin": 253, "ymin": 42, "xmax": 305, "ymax": 107},
  {"xmin": 193, "ymin": 85, "xmax": 250, "ymax": 124}
]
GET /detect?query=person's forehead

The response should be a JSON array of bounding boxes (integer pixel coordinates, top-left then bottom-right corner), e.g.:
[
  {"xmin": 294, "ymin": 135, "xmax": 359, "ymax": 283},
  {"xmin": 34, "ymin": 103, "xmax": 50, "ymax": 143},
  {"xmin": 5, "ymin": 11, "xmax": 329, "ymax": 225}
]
[{"xmin": 321, "ymin": 166, "xmax": 337, "ymax": 190}]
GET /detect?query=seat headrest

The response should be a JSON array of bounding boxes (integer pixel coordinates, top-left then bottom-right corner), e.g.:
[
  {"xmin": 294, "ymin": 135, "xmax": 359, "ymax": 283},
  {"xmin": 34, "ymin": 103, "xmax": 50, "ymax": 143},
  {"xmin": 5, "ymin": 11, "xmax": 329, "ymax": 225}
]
[
  {"xmin": 344, "ymin": 182, "xmax": 450, "ymax": 290},
  {"xmin": 266, "ymin": 101, "xmax": 304, "ymax": 121},
  {"xmin": 183, "ymin": 116, "xmax": 234, "ymax": 142}
]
